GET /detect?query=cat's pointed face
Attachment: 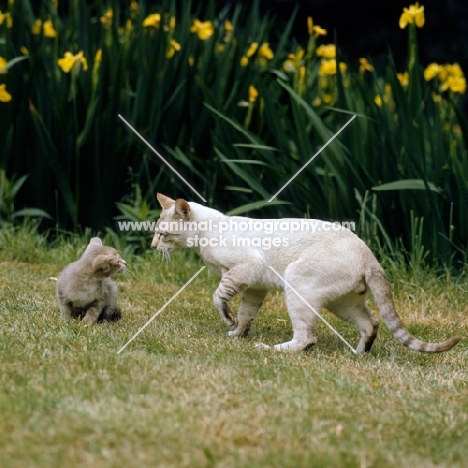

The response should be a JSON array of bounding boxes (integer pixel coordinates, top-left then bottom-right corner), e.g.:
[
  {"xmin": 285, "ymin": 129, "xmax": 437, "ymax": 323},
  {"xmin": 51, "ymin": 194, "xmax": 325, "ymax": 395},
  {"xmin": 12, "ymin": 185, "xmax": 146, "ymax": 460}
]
[{"xmin": 151, "ymin": 194, "xmax": 191, "ymax": 253}]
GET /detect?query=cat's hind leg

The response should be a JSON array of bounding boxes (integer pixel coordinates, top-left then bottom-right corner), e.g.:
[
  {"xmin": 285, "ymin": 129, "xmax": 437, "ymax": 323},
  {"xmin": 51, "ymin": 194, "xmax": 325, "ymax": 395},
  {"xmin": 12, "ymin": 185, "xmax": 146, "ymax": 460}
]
[
  {"xmin": 228, "ymin": 288, "xmax": 267, "ymax": 337},
  {"xmin": 99, "ymin": 306, "xmax": 122, "ymax": 322},
  {"xmin": 272, "ymin": 285, "xmax": 320, "ymax": 352},
  {"xmin": 329, "ymin": 298, "xmax": 379, "ymax": 353}
]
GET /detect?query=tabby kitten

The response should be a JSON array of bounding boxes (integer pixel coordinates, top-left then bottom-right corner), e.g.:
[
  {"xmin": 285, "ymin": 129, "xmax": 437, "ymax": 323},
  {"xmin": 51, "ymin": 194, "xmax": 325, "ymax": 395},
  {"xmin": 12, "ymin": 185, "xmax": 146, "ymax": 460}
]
[{"xmin": 57, "ymin": 237, "xmax": 126, "ymax": 325}]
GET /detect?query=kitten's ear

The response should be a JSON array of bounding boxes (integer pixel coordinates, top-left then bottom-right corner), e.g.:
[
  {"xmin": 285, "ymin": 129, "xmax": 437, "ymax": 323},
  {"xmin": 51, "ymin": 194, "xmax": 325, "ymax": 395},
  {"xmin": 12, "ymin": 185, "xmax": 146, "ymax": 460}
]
[
  {"xmin": 157, "ymin": 193, "xmax": 175, "ymax": 210},
  {"xmin": 89, "ymin": 237, "xmax": 102, "ymax": 246},
  {"xmin": 84, "ymin": 237, "xmax": 102, "ymax": 254},
  {"xmin": 175, "ymin": 198, "xmax": 191, "ymax": 219}
]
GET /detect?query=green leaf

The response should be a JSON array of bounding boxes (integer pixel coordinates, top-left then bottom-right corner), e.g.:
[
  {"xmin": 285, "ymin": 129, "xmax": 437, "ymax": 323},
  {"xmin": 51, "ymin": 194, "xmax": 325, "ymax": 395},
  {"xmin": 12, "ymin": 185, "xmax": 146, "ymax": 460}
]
[
  {"xmin": 224, "ymin": 186, "xmax": 253, "ymax": 193},
  {"xmin": 233, "ymin": 144, "xmax": 278, "ymax": 152},
  {"xmin": 215, "ymin": 148, "xmax": 270, "ymax": 199},
  {"xmin": 226, "ymin": 199, "xmax": 289, "ymax": 216},
  {"xmin": 11, "ymin": 175, "xmax": 28, "ymax": 197},
  {"xmin": 372, "ymin": 179, "xmax": 439, "ymax": 192},
  {"xmin": 220, "ymin": 159, "xmax": 267, "ymax": 165},
  {"xmin": 0, "ymin": 56, "xmax": 28, "ymax": 74},
  {"xmin": 13, "ymin": 208, "xmax": 52, "ymax": 219}
]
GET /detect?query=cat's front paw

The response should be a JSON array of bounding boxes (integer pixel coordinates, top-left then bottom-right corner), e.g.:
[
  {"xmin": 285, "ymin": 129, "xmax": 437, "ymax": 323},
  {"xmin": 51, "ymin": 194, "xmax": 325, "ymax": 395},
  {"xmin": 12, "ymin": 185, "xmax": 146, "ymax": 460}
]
[
  {"xmin": 254, "ymin": 342, "xmax": 271, "ymax": 350},
  {"xmin": 82, "ymin": 315, "xmax": 96, "ymax": 326},
  {"xmin": 224, "ymin": 317, "xmax": 238, "ymax": 329},
  {"xmin": 227, "ymin": 325, "xmax": 250, "ymax": 337}
]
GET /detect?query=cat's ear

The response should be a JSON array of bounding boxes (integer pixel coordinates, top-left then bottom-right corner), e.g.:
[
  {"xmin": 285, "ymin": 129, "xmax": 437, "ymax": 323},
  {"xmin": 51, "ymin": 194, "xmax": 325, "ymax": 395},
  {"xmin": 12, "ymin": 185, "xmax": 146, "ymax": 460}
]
[
  {"xmin": 89, "ymin": 237, "xmax": 102, "ymax": 246},
  {"xmin": 175, "ymin": 198, "xmax": 191, "ymax": 219},
  {"xmin": 157, "ymin": 193, "xmax": 175, "ymax": 210},
  {"xmin": 84, "ymin": 237, "xmax": 102, "ymax": 254}
]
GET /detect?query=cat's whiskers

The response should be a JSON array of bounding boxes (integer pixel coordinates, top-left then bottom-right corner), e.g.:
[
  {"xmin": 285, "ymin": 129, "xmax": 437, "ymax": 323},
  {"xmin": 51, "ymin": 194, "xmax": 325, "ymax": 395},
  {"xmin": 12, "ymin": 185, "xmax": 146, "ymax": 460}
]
[
  {"xmin": 159, "ymin": 250, "xmax": 171, "ymax": 263},
  {"xmin": 122, "ymin": 268, "xmax": 133, "ymax": 278}
]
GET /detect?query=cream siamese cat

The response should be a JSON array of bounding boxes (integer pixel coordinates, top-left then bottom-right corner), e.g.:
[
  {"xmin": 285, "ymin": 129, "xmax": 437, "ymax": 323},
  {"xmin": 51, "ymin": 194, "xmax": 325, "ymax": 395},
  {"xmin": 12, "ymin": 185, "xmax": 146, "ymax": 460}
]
[
  {"xmin": 152, "ymin": 193, "xmax": 461, "ymax": 353},
  {"xmin": 57, "ymin": 237, "xmax": 126, "ymax": 325}
]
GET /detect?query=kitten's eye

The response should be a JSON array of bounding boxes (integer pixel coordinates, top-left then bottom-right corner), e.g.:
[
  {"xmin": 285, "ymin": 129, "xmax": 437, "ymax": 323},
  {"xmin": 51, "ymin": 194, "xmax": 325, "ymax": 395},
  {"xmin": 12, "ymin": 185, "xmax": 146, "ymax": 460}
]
[{"xmin": 159, "ymin": 232, "xmax": 167, "ymax": 238}]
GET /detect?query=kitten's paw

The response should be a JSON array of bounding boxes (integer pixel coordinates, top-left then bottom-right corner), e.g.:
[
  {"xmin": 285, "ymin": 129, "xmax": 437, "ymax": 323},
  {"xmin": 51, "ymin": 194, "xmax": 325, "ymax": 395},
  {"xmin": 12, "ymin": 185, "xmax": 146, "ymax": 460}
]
[
  {"xmin": 82, "ymin": 317, "xmax": 95, "ymax": 326},
  {"xmin": 254, "ymin": 342, "xmax": 271, "ymax": 350},
  {"xmin": 99, "ymin": 306, "xmax": 122, "ymax": 322}
]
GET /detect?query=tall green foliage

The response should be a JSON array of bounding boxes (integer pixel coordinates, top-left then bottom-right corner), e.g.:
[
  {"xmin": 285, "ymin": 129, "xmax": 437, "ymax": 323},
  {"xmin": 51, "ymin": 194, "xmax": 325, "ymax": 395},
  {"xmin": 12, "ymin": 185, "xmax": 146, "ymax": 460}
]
[{"xmin": 0, "ymin": 0, "xmax": 466, "ymax": 266}]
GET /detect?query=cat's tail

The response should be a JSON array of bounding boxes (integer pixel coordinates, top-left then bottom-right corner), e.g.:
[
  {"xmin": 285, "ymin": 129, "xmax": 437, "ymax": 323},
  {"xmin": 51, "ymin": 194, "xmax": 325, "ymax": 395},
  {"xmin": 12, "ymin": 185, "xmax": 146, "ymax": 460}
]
[{"xmin": 365, "ymin": 264, "xmax": 461, "ymax": 353}]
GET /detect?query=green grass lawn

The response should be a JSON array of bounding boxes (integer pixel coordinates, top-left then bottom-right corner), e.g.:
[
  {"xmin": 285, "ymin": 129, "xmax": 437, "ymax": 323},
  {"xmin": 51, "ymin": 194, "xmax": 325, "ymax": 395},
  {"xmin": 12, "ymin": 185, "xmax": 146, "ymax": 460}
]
[{"xmin": 0, "ymin": 226, "xmax": 467, "ymax": 467}]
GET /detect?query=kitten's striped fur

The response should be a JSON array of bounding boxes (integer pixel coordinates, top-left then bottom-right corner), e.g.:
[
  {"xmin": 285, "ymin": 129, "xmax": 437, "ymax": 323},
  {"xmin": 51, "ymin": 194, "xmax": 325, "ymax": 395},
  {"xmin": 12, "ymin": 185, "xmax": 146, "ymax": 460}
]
[{"xmin": 152, "ymin": 194, "xmax": 461, "ymax": 353}]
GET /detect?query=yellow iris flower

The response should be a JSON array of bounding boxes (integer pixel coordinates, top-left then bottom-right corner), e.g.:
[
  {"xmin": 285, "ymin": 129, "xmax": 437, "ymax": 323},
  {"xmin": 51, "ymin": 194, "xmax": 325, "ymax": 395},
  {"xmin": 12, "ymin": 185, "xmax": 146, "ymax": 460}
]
[
  {"xmin": 374, "ymin": 84, "xmax": 392, "ymax": 107},
  {"xmin": 258, "ymin": 43, "xmax": 274, "ymax": 60},
  {"xmin": 58, "ymin": 51, "xmax": 88, "ymax": 73},
  {"xmin": 143, "ymin": 13, "xmax": 161, "ymax": 28},
  {"xmin": 100, "ymin": 8, "xmax": 113, "ymax": 28},
  {"xmin": 424, "ymin": 62, "xmax": 441, "ymax": 81},
  {"xmin": 424, "ymin": 62, "xmax": 466, "ymax": 94},
  {"xmin": 190, "ymin": 19, "xmax": 214, "ymax": 40},
  {"xmin": 283, "ymin": 48, "xmax": 305, "ymax": 73},
  {"xmin": 441, "ymin": 76, "xmax": 466, "ymax": 94},
  {"xmin": 397, "ymin": 72, "xmax": 409, "ymax": 87},
  {"xmin": 246, "ymin": 43, "xmax": 258, "ymax": 58},
  {"xmin": 307, "ymin": 16, "xmax": 326, "ymax": 36},
  {"xmin": 313, "ymin": 25, "xmax": 327, "ymax": 36},
  {"xmin": 0, "ymin": 11, "xmax": 12, "ymax": 28},
  {"xmin": 0, "ymin": 83, "xmax": 12, "ymax": 102},
  {"xmin": 316, "ymin": 44, "xmax": 336, "ymax": 59},
  {"xmin": 399, "ymin": 3, "xmax": 425, "ymax": 29},
  {"xmin": 319, "ymin": 59, "xmax": 346, "ymax": 76},
  {"xmin": 43, "ymin": 20, "xmax": 57, "ymax": 38},
  {"xmin": 166, "ymin": 40, "xmax": 181, "ymax": 59},
  {"xmin": 359, "ymin": 58, "xmax": 374, "ymax": 74},
  {"xmin": 31, "ymin": 19, "xmax": 57, "ymax": 37},
  {"xmin": 224, "ymin": 20, "xmax": 233, "ymax": 34},
  {"xmin": 248, "ymin": 85, "xmax": 258, "ymax": 103},
  {"xmin": 0, "ymin": 56, "xmax": 7, "ymax": 73},
  {"xmin": 31, "ymin": 19, "xmax": 42, "ymax": 35}
]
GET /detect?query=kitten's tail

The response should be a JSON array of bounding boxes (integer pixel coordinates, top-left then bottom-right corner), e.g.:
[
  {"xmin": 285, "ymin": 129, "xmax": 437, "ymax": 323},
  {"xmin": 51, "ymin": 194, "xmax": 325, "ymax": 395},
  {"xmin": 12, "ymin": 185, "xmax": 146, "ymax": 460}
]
[{"xmin": 365, "ymin": 264, "xmax": 461, "ymax": 353}]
